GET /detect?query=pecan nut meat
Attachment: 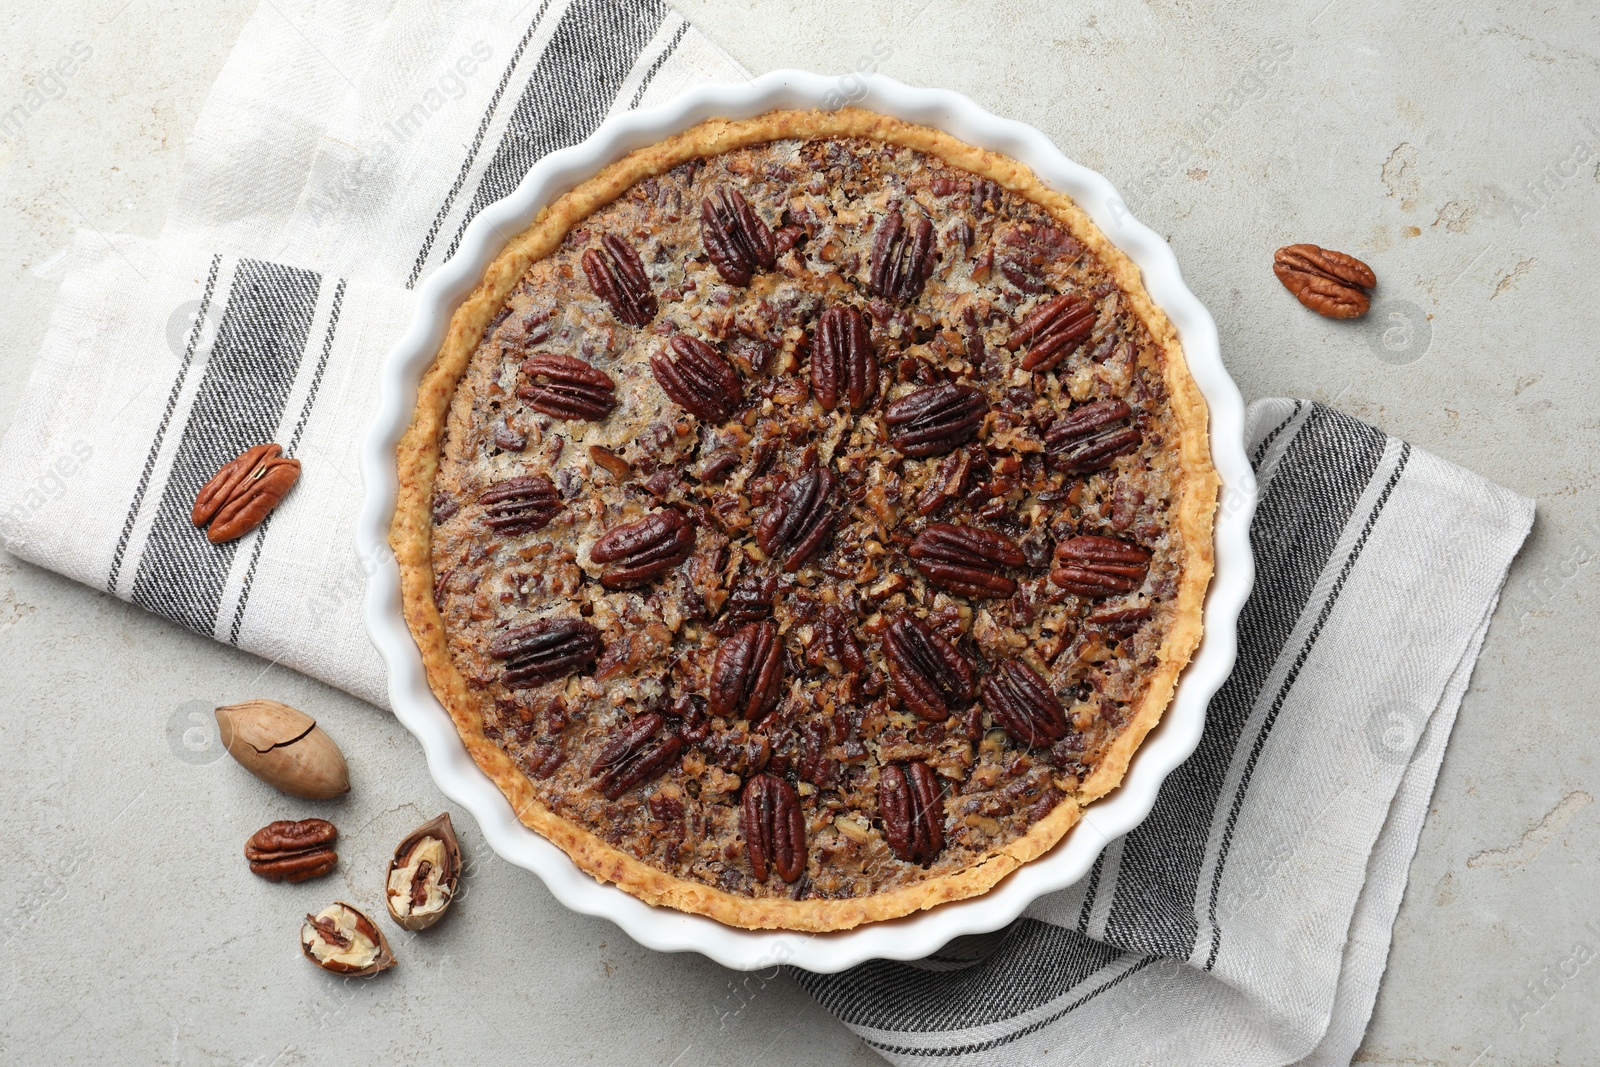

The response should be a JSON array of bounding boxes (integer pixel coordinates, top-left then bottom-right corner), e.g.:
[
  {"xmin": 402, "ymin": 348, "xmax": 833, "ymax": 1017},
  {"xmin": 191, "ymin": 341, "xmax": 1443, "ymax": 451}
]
[
  {"xmin": 810, "ymin": 306, "xmax": 878, "ymax": 412},
  {"xmin": 489, "ymin": 617, "xmax": 603, "ymax": 688},
  {"xmin": 741, "ymin": 773, "xmax": 806, "ymax": 883},
  {"xmin": 590, "ymin": 509, "xmax": 696, "ymax": 588},
  {"xmin": 191, "ymin": 443, "xmax": 301, "ymax": 544},
  {"xmin": 385, "ymin": 812, "xmax": 461, "ymax": 931},
  {"xmin": 980, "ymin": 661, "xmax": 1070, "ymax": 747},
  {"xmin": 478, "ymin": 474, "xmax": 562, "ymax": 534},
  {"xmin": 701, "ymin": 186, "xmax": 777, "ymax": 286},
  {"xmin": 1045, "ymin": 398, "xmax": 1141, "ymax": 474},
  {"xmin": 301, "ymin": 902, "xmax": 396, "ymax": 976},
  {"xmin": 582, "ymin": 233, "xmax": 657, "ymax": 326},
  {"xmin": 245, "ymin": 818, "xmax": 338, "ymax": 883},
  {"xmin": 884, "ymin": 383, "xmax": 988, "ymax": 458},
  {"xmin": 708, "ymin": 620, "xmax": 786, "ymax": 721},
  {"xmin": 590, "ymin": 712, "xmax": 684, "ymax": 799},
  {"xmin": 878, "ymin": 761, "xmax": 945, "ymax": 864},
  {"xmin": 650, "ymin": 335, "xmax": 742, "ymax": 423},
  {"xmin": 755, "ymin": 466, "xmax": 842, "ymax": 572},
  {"xmin": 1273, "ymin": 243, "xmax": 1376, "ymax": 319},
  {"xmin": 517, "ymin": 353, "xmax": 617, "ymax": 421},
  {"xmin": 869, "ymin": 209, "xmax": 937, "ymax": 303},
  {"xmin": 883, "ymin": 614, "xmax": 976, "ymax": 722},
  {"xmin": 1051, "ymin": 535, "xmax": 1151, "ymax": 597},
  {"xmin": 908, "ymin": 523, "xmax": 1026, "ymax": 599},
  {"xmin": 1006, "ymin": 292, "xmax": 1096, "ymax": 372}
]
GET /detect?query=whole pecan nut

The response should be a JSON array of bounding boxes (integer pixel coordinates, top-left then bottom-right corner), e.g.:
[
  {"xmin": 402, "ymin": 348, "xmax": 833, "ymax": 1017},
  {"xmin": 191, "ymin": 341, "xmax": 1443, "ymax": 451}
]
[
  {"xmin": 741, "ymin": 773, "xmax": 806, "ymax": 883},
  {"xmin": 810, "ymin": 306, "xmax": 878, "ymax": 412},
  {"xmin": 590, "ymin": 509, "xmax": 696, "ymax": 588},
  {"xmin": 478, "ymin": 474, "xmax": 562, "ymax": 534},
  {"xmin": 590, "ymin": 712, "xmax": 684, "ymax": 799},
  {"xmin": 517, "ymin": 353, "xmax": 617, "ymax": 421},
  {"xmin": 191, "ymin": 443, "xmax": 301, "ymax": 544},
  {"xmin": 884, "ymin": 383, "xmax": 987, "ymax": 458},
  {"xmin": 980, "ymin": 661, "xmax": 1070, "ymax": 747},
  {"xmin": 1045, "ymin": 398, "xmax": 1141, "ymax": 474},
  {"xmin": 883, "ymin": 614, "xmax": 975, "ymax": 722},
  {"xmin": 701, "ymin": 186, "xmax": 776, "ymax": 286},
  {"xmin": 755, "ymin": 466, "xmax": 841, "ymax": 572},
  {"xmin": 489, "ymin": 617, "xmax": 603, "ymax": 688},
  {"xmin": 869, "ymin": 209, "xmax": 937, "ymax": 303},
  {"xmin": 1007, "ymin": 292, "xmax": 1096, "ymax": 372},
  {"xmin": 708, "ymin": 620, "xmax": 786, "ymax": 721},
  {"xmin": 1273, "ymin": 243, "xmax": 1376, "ymax": 319},
  {"xmin": 1051, "ymin": 535, "xmax": 1151, "ymax": 597},
  {"xmin": 245, "ymin": 818, "xmax": 338, "ymax": 883},
  {"xmin": 878, "ymin": 761, "xmax": 944, "ymax": 864},
  {"xmin": 908, "ymin": 523, "xmax": 1026, "ymax": 599},
  {"xmin": 650, "ymin": 335, "xmax": 742, "ymax": 423},
  {"xmin": 582, "ymin": 233, "xmax": 657, "ymax": 326}
]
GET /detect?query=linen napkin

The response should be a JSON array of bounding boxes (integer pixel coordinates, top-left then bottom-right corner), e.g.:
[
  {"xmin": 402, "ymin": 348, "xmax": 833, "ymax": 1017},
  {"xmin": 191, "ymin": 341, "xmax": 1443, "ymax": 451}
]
[{"xmin": 0, "ymin": 2, "xmax": 1535, "ymax": 1063}]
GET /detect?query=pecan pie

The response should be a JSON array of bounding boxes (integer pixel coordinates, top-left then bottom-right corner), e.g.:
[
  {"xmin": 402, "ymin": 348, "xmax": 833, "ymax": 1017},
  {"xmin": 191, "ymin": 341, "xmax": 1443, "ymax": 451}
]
[{"xmin": 392, "ymin": 109, "xmax": 1217, "ymax": 931}]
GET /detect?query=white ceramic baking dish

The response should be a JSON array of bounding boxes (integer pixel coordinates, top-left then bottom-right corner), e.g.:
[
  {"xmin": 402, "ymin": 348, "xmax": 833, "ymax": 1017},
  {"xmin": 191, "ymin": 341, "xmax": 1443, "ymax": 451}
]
[{"xmin": 357, "ymin": 70, "xmax": 1256, "ymax": 973}]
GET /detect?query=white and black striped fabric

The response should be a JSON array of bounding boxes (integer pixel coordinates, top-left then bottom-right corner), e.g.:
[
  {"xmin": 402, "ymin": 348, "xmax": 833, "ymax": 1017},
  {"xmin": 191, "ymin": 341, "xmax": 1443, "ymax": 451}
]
[
  {"xmin": 795, "ymin": 400, "xmax": 1532, "ymax": 1065},
  {"xmin": 0, "ymin": 5, "xmax": 1535, "ymax": 1063}
]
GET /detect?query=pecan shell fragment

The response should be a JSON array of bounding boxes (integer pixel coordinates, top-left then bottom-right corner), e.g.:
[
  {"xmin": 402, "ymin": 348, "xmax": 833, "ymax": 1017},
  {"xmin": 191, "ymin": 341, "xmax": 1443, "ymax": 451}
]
[
  {"xmin": 810, "ymin": 306, "xmax": 878, "ymax": 412},
  {"xmin": 908, "ymin": 523, "xmax": 1026, "ymax": 599},
  {"xmin": 980, "ymin": 661, "xmax": 1070, "ymax": 747},
  {"xmin": 590, "ymin": 712, "xmax": 684, "ymax": 800},
  {"xmin": 701, "ymin": 186, "xmax": 776, "ymax": 286},
  {"xmin": 884, "ymin": 383, "xmax": 987, "ymax": 458},
  {"xmin": 1007, "ymin": 292, "xmax": 1096, "ymax": 372},
  {"xmin": 879, "ymin": 761, "xmax": 944, "ymax": 864},
  {"xmin": 385, "ymin": 813, "xmax": 461, "ymax": 931},
  {"xmin": 708, "ymin": 621, "xmax": 786, "ymax": 721},
  {"xmin": 1273, "ymin": 243, "xmax": 1375, "ymax": 319},
  {"xmin": 883, "ymin": 614, "xmax": 976, "ymax": 722},
  {"xmin": 755, "ymin": 466, "xmax": 841, "ymax": 572},
  {"xmin": 582, "ymin": 233, "xmax": 656, "ymax": 326},
  {"xmin": 1045, "ymin": 398, "xmax": 1141, "ymax": 474},
  {"xmin": 478, "ymin": 474, "xmax": 562, "ymax": 534},
  {"xmin": 741, "ymin": 773, "xmax": 806, "ymax": 883},
  {"xmin": 489, "ymin": 617, "xmax": 603, "ymax": 688},
  {"xmin": 245, "ymin": 818, "xmax": 338, "ymax": 883},
  {"xmin": 300, "ymin": 902, "xmax": 395, "ymax": 977},
  {"xmin": 191, "ymin": 443, "xmax": 301, "ymax": 544},
  {"xmin": 869, "ymin": 209, "xmax": 937, "ymax": 303},
  {"xmin": 517, "ymin": 353, "xmax": 617, "ymax": 421},
  {"xmin": 650, "ymin": 335, "xmax": 742, "ymax": 423},
  {"xmin": 590, "ymin": 509, "xmax": 696, "ymax": 588},
  {"xmin": 1051, "ymin": 535, "xmax": 1151, "ymax": 597}
]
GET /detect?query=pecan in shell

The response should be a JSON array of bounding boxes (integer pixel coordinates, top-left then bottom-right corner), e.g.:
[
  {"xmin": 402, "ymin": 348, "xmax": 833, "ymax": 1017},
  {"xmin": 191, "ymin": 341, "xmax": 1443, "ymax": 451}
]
[
  {"xmin": 980, "ymin": 661, "xmax": 1070, "ymax": 747},
  {"xmin": 869, "ymin": 209, "xmax": 937, "ymax": 303},
  {"xmin": 908, "ymin": 523, "xmax": 1026, "ymax": 599},
  {"xmin": 1045, "ymin": 398, "xmax": 1141, "ymax": 474},
  {"xmin": 1273, "ymin": 244, "xmax": 1375, "ymax": 319},
  {"xmin": 884, "ymin": 383, "xmax": 987, "ymax": 458},
  {"xmin": 1007, "ymin": 293, "xmax": 1096, "ymax": 372},
  {"xmin": 590, "ymin": 509, "xmax": 696, "ymax": 588},
  {"xmin": 590, "ymin": 712, "xmax": 684, "ymax": 800},
  {"xmin": 810, "ymin": 306, "xmax": 878, "ymax": 412},
  {"xmin": 582, "ymin": 233, "xmax": 656, "ymax": 326},
  {"xmin": 650, "ymin": 335, "xmax": 742, "ymax": 423},
  {"xmin": 741, "ymin": 773, "xmax": 806, "ymax": 883},
  {"xmin": 882, "ymin": 614, "xmax": 975, "ymax": 722},
  {"xmin": 191, "ymin": 443, "xmax": 301, "ymax": 544},
  {"xmin": 701, "ymin": 186, "xmax": 776, "ymax": 286},
  {"xmin": 517, "ymin": 353, "xmax": 617, "ymax": 421},
  {"xmin": 478, "ymin": 474, "xmax": 562, "ymax": 534},
  {"xmin": 1051, "ymin": 535, "xmax": 1151, "ymax": 597},
  {"xmin": 708, "ymin": 621, "xmax": 786, "ymax": 721},
  {"xmin": 489, "ymin": 617, "xmax": 603, "ymax": 688},
  {"xmin": 755, "ymin": 466, "xmax": 841, "ymax": 572},
  {"xmin": 244, "ymin": 818, "xmax": 338, "ymax": 883},
  {"xmin": 879, "ymin": 761, "xmax": 944, "ymax": 864}
]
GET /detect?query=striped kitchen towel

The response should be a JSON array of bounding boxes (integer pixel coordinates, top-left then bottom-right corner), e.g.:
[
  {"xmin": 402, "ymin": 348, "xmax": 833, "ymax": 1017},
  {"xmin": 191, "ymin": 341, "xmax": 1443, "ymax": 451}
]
[{"xmin": 0, "ymin": 2, "xmax": 1536, "ymax": 1064}]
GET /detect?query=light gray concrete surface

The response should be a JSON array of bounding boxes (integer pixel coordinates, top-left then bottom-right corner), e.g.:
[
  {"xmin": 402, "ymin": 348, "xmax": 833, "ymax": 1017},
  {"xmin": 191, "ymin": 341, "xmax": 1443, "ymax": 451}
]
[{"xmin": 2, "ymin": 1, "xmax": 1596, "ymax": 1064}]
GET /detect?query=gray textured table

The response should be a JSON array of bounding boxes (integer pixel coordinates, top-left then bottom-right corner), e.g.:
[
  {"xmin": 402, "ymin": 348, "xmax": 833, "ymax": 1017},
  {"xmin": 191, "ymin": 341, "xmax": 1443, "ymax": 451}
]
[{"xmin": 2, "ymin": 2, "xmax": 1596, "ymax": 1064}]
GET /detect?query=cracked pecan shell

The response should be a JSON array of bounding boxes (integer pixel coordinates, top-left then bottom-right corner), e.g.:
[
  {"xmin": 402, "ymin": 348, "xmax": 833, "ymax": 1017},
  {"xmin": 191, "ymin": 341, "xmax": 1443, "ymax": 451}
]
[
  {"xmin": 650, "ymin": 335, "xmax": 742, "ymax": 423},
  {"xmin": 708, "ymin": 621, "xmax": 786, "ymax": 721},
  {"xmin": 879, "ymin": 761, "xmax": 944, "ymax": 864},
  {"xmin": 810, "ymin": 306, "xmax": 878, "ymax": 413},
  {"xmin": 1007, "ymin": 292, "xmax": 1096, "ymax": 372},
  {"xmin": 582, "ymin": 233, "xmax": 657, "ymax": 326},
  {"xmin": 701, "ymin": 186, "xmax": 776, "ymax": 286},
  {"xmin": 517, "ymin": 353, "xmax": 617, "ymax": 421},
  {"xmin": 908, "ymin": 523, "xmax": 1026, "ymax": 599},
  {"xmin": 741, "ymin": 773, "xmax": 806, "ymax": 883},
  {"xmin": 489, "ymin": 617, "xmax": 603, "ymax": 688},
  {"xmin": 980, "ymin": 661, "xmax": 1069, "ymax": 748},
  {"xmin": 755, "ymin": 466, "xmax": 841, "ymax": 572},
  {"xmin": 884, "ymin": 383, "xmax": 987, "ymax": 458},
  {"xmin": 590, "ymin": 510, "xmax": 696, "ymax": 589},
  {"xmin": 1045, "ymin": 398, "xmax": 1141, "ymax": 474},
  {"xmin": 1273, "ymin": 244, "xmax": 1375, "ymax": 319},
  {"xmin": 591, "ymin": 712, "xmax": 683, "ymax": 800},
  {"xmin": 1051, "ymin": 535, "xmax": 1151, "ymax": 597},
  {"xmin": 869, "ymin": 209, "xmax": 937, "ymax": 303},
  {"xmin": 478, "ymin": 474, "xmax": 562, "ymax": 534},
  {"xmin": 883, "ymin": 614, "xmax": 976, "ymax": 722}
]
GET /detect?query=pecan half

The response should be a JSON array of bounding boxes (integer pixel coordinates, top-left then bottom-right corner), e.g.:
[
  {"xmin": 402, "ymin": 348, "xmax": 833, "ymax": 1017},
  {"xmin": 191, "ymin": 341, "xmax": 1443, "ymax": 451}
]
[
  {"xmin": 1051, "ymin": 535, "xmax": 1151, "ymax": 596},
  {"xmin": 1007, "ymin": 293, "xmax": 1096, "ymax": 373},
  {"xmin": 810, "ymin": 306, "xmax": 878, "ymax": 412},
  {"xmin": 755, "ymin": 467, "xmax": 841, "ymax": 571},
  {"xmin": 884, "ymin": 383, "xmax": 987, "ymax": 458},
  {"xmin": 191, "ymin": 443, "xmax": 301, "ymax": 544},
  {"xmin": 741, "ymin": 774, "xmax": 806, "ymax": 883},
  {"xmin": 478, "ymin": 474, "xmax": 562, "ymax": 534},
  {"xmin": 244, "ymin": 818, "xmax": 337, "ymax": 883},
  {"xmin": 701, "ymin": 186, "xmax": 776, "ymax": 286},
  {"xmin": 581, "ymin": 233, "xmax": 656, "ymax": 326},
  {"xmin": 590, "ymin": 712, "xmax": 684, "ymax": 799},
  {"xmin": 1273, "ymin": 244, "xmax": 1375, "ymax": 319},
  {"xmin": 1045, "ymin": 398, "xmax": 1141, "ymax": 474},
  {"xmin": 908, "ymin": 523, "xmax": 1026, "ymax": 598},
  {"xmin": 879, "ymin": 761, "xmax": 944, "ymax": 864},
  {"xmin": 1088, "ymin": 604, "xmax": 1153, "ymax": 637},
  {"xmin": 488, "ymin": 617, "xmax": 603, "ymax": 688},
  {"xmin": 650, "ymin": 335, "xmax": 742, "ymax": 423},
  {"xmin": 517, "ymin": 353, "xmax": 617, "ymax": 421},
  {"xmin": 883, "ymin": 614, "xmax": 975, "ymax": 722},
  {"xmin": 980, "ymin": 661, "xmax": 1069, "ymax": 747},
  {"xmin": 869, "ymin": 209, "xmax": 937, "ymax": 303},
  {"xmin": 713, "ymin": 574, "xmax": 778, "ymax": 637},
  {"xmin": 590, "ymin": 509, "xmax": 695, "ymax": 588},
  {"xmin": 708, "ymin": 621, "xmax": 786, "ymax": 721}
]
